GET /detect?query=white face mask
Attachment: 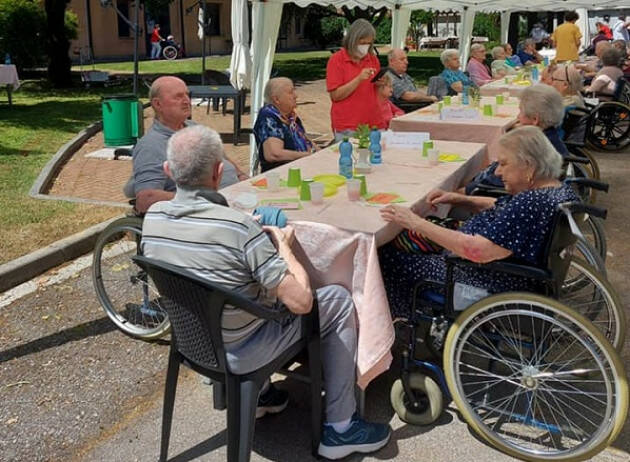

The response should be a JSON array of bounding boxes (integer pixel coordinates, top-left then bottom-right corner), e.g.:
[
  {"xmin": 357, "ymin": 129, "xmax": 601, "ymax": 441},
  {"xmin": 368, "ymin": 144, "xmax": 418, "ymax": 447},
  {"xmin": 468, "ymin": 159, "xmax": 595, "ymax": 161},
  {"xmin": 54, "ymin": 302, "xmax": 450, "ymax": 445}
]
[{"xmin": 356, "ymin": 44, "xmax": 370, "ymax": 57}]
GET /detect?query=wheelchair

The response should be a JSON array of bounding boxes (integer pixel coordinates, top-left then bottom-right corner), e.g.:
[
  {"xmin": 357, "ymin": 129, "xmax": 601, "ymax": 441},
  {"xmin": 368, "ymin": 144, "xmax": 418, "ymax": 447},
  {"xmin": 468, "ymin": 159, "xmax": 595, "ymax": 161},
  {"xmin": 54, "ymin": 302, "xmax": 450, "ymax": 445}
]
[
  {"xmin": 91, "ymin": 173, "xmax": 170, "ymax": 340},
  {"xmin": 390, "ymin": 202, "xmax": 627, "ymax": 461}
]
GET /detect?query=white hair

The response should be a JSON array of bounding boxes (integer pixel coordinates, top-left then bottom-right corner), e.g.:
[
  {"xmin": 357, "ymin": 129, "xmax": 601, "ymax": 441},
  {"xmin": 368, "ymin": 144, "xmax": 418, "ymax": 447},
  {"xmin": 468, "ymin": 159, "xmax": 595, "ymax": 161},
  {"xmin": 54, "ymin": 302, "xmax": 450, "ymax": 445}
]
[
  {"xmin": 470, "ymin": 43, "xmax": 486, "ymax": 54},
  {"xmin": 263, "ymin": 77, "xmax": 293, "ymax": 104},
  {"xmin": 166, "ymin": 125, "xmax": 224, "ymax": 187},
  {"xmin": 520, "ymin": 84, "xmax": 565, "ymax": 129},
  {"xmin": 491, "ymin": 46, "xmax": 505, "ymax": 60},
  {"xmin": 499, "ymin": 126, "xmax": 563, "ymax": 181},
  {"xmin": 440, "ymin": 48, "xmax": 459, "ymax": 65}
]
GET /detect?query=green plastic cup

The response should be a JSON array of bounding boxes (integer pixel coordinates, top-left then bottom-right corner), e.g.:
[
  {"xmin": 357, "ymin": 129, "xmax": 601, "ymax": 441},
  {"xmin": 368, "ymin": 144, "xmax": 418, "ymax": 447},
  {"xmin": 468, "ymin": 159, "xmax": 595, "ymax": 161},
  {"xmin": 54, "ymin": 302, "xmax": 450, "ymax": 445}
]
[
  {"xmin": 443, "ymin": 95, "xmax": 451, "ymax": 106},
  {"xmin": 353, "ymin": 174, "xmax": 367, "ymax": 196},
  {"xmin": 287, "ymin": 167, "xmax": 301, "ymax": 187},
  {"xmin": 504, "ymin": 77, "xmax": 509, "ymax": 84},
  {"xmin": 422, "ymin": 140, "xmax": 434, "ymax": 157},
  {"xmin": 495, "ymin": 94, "xmax": 504, "ymax": 105},
  {"xmin": 299, "ymin": 179, "xmax": 313, "ymax": 201},
  {"xmin": 438, "ymin": 102, "xmax": 443, "ymax": 111},
  {"xmin": 483, "ymin": 104, "xmax": 493, "ymax": 116}
]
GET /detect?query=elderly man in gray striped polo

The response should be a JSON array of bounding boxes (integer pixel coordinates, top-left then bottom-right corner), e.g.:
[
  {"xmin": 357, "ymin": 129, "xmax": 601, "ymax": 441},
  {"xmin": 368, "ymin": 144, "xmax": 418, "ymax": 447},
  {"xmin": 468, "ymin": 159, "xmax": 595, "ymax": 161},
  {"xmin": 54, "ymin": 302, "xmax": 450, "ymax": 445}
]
[{"xmin": 140, "ymin": 125, "xmax": 391, "ymax": 460}]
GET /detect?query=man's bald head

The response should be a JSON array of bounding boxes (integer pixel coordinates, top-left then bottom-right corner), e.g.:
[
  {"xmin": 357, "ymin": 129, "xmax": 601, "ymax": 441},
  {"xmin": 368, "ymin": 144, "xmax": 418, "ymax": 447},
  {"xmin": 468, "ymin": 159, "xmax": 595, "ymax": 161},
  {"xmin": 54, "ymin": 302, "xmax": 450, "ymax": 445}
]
[
  {"xmin": 149, "ymin": 76, "xmax": 191, "ymax": 129},
  {"xmin": 263, "ymin": 77, "xmax": 293, "ymax": 104},
  {"xmin": 387, "ymin": 48, "xmax": 408, "ymax": 74}
]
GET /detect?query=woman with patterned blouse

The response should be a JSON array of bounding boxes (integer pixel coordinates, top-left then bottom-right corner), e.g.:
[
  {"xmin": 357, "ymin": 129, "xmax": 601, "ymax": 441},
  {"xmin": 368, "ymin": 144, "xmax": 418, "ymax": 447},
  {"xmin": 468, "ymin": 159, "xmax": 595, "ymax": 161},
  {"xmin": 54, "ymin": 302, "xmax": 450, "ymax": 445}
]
[
  {"xmin": 378, "ymin": 126, "xmax": 579, "ymax": 318},
  {"xmin": 439, "ymin": 49, "xmax": 475, "ymax": 93},
  {"xmin": 253, "ymin": 77, "xmax": 318, "ymax": 172}
]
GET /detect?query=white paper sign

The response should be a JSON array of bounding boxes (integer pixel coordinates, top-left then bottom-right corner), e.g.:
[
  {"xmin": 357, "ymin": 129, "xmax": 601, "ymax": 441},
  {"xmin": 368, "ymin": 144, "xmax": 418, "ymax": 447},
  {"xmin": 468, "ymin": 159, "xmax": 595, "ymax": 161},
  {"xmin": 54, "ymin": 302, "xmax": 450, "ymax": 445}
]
[
  {"xmin": 382, "ymin": 130, "xmax": 430, "ymax": 149},
  {"xmin": 439, "ymin": 107, "xmax": 481, "ymax": 120}
]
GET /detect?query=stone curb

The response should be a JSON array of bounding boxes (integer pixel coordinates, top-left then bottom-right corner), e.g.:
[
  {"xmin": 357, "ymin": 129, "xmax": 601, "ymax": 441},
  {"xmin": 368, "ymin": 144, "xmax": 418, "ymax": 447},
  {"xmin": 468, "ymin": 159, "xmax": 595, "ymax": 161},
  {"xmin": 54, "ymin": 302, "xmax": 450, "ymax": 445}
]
[{"xmin": 0, "ymin": 216, "xmax": 122, "ymax": 293}]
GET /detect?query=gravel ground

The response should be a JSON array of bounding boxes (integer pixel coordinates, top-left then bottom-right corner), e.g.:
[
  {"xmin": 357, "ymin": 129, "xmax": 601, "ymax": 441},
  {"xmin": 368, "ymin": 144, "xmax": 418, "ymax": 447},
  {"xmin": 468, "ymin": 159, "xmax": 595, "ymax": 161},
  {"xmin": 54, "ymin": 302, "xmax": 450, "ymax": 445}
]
[{"xmin": 1, "ymin": 151, "xmax": 629, "ymax": 462}]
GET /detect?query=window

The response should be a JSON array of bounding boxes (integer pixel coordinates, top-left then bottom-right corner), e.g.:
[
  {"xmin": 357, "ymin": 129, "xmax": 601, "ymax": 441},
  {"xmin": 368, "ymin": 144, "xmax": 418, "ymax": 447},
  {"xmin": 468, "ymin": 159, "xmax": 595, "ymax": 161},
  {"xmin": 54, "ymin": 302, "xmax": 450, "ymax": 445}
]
[
  {"xmin": 117, "ymin": 0, "xmax": 130, "ymax": 37},
  {"xmin": 295, "ymin": 15, "xmax": 303, "ymax": 36},
  {"xmin": 203, "ymin": 3, "xmax": 221, "ymax": 36}
]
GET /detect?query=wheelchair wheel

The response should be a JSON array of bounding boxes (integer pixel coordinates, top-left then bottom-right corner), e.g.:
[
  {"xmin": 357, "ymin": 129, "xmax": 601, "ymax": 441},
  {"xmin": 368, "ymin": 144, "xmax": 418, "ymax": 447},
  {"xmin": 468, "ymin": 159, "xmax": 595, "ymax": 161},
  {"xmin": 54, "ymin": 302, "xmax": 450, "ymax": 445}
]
[
  {"xmin": 586, "ymin": 102, "xmax": 630, "ymax": 152},
  {"xmin": 162, "ymin": 45, "xmax": 178, "ymax": 60},
  {"xmin": 560, "ymin": 258, "xmax": 625, "ymax": 351},
  {"xmin": 92, "ymin": 216, "xmax": 170, "ymax": 340},
  {"xmin": 391, "ymin": 372, "xmax": 443, "ymax": 426},
  {"xmin": 444, "ymin": 293, "xmax": 628, "ymax": 461},
  {"xmin": 578, "ymin": 214, "xmax": 606, "ymax": 263}
]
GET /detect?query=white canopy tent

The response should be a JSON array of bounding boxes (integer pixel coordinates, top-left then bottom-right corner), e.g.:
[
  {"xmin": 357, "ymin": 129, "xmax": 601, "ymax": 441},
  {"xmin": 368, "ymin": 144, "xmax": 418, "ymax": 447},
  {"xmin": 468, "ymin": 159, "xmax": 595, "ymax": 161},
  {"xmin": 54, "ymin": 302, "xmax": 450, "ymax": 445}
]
[{"xmin": 229, "ymin": 0, "xmax": 630, "ymax": 173}]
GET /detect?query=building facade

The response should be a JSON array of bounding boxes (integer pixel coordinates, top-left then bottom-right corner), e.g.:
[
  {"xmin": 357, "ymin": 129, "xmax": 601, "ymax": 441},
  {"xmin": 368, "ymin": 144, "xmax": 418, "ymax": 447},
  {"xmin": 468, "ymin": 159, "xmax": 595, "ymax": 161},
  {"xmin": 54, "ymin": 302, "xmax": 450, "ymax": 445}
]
[{"xmin": 68, "ymin": 0, "xmax": 311, "ymax": 61}]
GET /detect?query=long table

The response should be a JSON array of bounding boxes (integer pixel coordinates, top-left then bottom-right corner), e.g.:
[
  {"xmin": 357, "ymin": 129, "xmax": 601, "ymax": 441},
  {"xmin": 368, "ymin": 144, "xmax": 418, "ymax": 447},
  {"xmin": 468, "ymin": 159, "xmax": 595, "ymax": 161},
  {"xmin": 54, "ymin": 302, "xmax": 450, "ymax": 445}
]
[
  {"xmin": 220, "ymin": 140, "xmax": 487, "ymax": 388},
  {"xmin": 479, "ymin": 79, "xmax": 530, "ymax": 98},
  {"xmin": 389, "ymin": 97, "xmax": 519, "ymax": 161}
]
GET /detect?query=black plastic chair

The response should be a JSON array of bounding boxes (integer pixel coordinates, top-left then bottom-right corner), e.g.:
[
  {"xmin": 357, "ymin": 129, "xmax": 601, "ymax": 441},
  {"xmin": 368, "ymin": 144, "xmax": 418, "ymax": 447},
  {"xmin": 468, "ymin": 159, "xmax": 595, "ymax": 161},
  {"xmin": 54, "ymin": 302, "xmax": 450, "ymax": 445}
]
[{"xmin": 133, "ymin": 255, "xmax": 322, "ymax": 462}]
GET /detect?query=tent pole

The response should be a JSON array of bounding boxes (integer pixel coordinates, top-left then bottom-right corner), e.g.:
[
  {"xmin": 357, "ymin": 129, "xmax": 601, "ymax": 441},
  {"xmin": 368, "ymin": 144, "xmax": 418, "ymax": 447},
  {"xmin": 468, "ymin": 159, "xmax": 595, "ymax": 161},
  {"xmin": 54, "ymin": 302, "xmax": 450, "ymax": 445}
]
[{"xmin": 202, "ymin": 0, "xmax": 206, "ymax": 85}]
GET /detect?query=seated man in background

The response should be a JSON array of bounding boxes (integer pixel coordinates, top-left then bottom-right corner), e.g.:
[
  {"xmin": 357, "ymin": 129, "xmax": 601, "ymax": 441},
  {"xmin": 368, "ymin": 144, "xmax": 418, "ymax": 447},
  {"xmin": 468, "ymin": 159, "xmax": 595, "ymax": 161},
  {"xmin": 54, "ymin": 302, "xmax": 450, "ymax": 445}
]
[
  {"xmin": 253, "ymin": 77, "xmax": 318, "ymax": 172},
  {"xmin": 141, "ymin": 124, "xmax": 392, "ymax": 460},
  {"xmin": 386, "ymin": 48, "xmax": 437, "ymax": 108},
  {"xmin": 467, "ymin": 43, "xmax": 495, "ymax": 86},
  {"xmin": 440, "ymin": 48, "xmax": 475, "ymax": 93},
  {"xmin": 127, "ymin": 76, "xmax": 248, "ymax": 214},
  {"xmin": 517, "ymin": 39, "xmax": 543, "ymax": 66}
]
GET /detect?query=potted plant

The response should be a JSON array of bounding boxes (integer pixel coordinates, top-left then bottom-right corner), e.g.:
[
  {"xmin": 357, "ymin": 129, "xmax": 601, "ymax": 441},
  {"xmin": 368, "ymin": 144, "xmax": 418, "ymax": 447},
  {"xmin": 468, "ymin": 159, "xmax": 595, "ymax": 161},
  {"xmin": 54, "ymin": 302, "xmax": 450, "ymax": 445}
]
[{"xmin": 353, "ymin": 124, "xmax": 372, "ymax": 172}]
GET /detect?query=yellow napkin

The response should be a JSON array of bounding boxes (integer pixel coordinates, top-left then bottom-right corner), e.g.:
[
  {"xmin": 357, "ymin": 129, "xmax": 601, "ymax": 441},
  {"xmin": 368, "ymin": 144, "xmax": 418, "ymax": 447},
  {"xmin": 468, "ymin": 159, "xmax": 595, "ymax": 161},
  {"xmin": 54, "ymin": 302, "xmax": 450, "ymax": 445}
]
[{"xmin": 438, "ymin": 153, "xmax": 466, "ymax": 162}]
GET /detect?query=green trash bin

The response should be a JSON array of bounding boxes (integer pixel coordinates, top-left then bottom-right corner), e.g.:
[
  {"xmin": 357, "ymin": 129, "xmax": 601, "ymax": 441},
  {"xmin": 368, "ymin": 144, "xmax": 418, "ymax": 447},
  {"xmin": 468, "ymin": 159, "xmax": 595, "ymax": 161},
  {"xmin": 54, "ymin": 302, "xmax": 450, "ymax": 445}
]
[{"xmin": 101, "ymin": 94, "xmax": 144, "ymax": 147}]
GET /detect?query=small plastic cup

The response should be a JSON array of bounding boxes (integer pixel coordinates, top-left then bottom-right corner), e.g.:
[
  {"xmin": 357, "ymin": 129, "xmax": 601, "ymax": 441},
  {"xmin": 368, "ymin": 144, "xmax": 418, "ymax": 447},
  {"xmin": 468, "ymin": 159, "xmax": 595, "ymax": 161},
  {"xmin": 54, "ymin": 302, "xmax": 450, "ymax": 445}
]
[
  {"xmin": 504, "ymin": 77, "xmax": 510, "ymax": 84},
  {"xmin": 287, "ymin": 167, "xmax": 301, "ymax": 187},
  {"xmin": 299, "ymin": 178, "xmax": 313, "ymax": 201},
  {"xmin": 310, "ymin": 182, "xmax": 324, "ymax": 205},
  {"xmin": 495, "ymin": 94, "xmax": 504, "ymax": 105},
  {"xmin": 443, "ymin": 95, "xmax": 451, "ymax": 106},
  {"xmin": 427, "ymin": 148, "xmax": 439, "ymax": 166},
  {"xmin": 502, "ymin": 91, "xmax": 510, "ymax": 102},
  {"xmin": 422, "ymin": 140, "xmax": 434, "ymax": 157},
  {"xmin": 266, "ymin": 171, "xmax": 280, "ymax": 192},
  {"xmin": 346, "ymin": 179, "xmax": 361, "ymax": 201},
  {"xmin": 483, "ymin": 104, "xmax": 493, "ymax": 116},
  {"xmin": 353, "ymin": 174, "xmax": 368, "ymax": 196},
  {"xmin": 437, "ymin": 102, "xmax": 444, "ymax": 112}
]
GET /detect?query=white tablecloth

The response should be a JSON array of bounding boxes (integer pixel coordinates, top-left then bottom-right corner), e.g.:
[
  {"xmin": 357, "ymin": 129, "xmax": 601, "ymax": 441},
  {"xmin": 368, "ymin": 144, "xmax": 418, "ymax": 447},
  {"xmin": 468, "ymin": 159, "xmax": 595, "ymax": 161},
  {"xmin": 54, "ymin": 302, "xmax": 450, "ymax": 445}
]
[
  {"xmin": 0, "ymin": 65, "xmax": 20, "ymax": 90},
  {"xmin": 220, "ymin": 141, "xmax": 488, "ymax": 388}
]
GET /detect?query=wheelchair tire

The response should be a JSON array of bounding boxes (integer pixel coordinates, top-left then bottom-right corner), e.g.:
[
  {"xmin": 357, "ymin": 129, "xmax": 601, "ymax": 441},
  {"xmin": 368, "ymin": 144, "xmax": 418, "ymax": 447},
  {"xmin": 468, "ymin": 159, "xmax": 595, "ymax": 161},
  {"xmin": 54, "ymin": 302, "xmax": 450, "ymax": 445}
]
[
  {"xmin": 162, "ymin": 45, "xmax": 178, "ymax": 60},
  {"xmin": 92, "ymin": 216, "xmax": 171, "ymax": 340},
  {"xmin": 579, "ymin": 214, "xmax": 607, "ymax": 263},
  {"xmin": 560, "ymin": 258, "xmax": 625, "ymax": 351},
  {"xmin": 390, "ymin": 372, "xmax": 443, "ymax": 426},
  {"xmin": 586, "ymin": 102, "xmax": 630, "ymax": 152},
  {"xmin": 443, "ymin": 293, "xmax": 628, "ymax": 461}
]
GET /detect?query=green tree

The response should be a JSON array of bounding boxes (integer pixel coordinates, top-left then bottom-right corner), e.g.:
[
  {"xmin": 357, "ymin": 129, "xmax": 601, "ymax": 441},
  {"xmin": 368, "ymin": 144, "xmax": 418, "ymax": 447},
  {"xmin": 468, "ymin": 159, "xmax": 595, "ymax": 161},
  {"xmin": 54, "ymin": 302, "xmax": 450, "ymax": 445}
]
[
  {"xmin": 0, "ymin": 0, "xmax": 46, "ymax": 71},
  {"xmin": 473, "ymin": 13, "xmax": 500, "ymax": 42},
  {"xmin": 375, "ymin": 16, "xmax": 392, "ymax": 44},
  {"xmin": 408, "ymin": 10, "xmax": 435, "ymax": 48}
]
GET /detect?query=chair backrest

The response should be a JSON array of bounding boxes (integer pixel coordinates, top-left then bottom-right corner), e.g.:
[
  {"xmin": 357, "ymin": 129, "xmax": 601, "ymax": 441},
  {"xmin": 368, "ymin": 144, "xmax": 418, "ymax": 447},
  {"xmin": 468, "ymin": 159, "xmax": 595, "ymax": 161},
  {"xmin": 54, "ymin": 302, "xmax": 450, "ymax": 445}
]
[
  {"xmin": 427, "ymin": 76, "xmax": 449, "ymax": 100},
  {"xmin": 561, "ymin": 107, "xmax": 590, "ymax": 146},
  {"xmin": 133, "ymin": 255, "xmax": 275, "ymax": 374},
  {"xmin": 204, "ymin": 69, "xmax": 231, "ymax": 86},
  {"xmin": 614, "ymin": 77, "xmax": 630, "ymax": 105}
]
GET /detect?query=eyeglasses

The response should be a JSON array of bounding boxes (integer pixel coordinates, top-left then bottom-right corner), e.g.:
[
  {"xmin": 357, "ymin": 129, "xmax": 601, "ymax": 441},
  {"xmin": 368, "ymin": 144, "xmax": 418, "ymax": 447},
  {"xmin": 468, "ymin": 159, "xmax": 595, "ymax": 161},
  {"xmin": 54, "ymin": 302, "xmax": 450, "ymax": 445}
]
[{"xmin": 552, "ymin": 66, "xmax": 570, "ymax": 83}]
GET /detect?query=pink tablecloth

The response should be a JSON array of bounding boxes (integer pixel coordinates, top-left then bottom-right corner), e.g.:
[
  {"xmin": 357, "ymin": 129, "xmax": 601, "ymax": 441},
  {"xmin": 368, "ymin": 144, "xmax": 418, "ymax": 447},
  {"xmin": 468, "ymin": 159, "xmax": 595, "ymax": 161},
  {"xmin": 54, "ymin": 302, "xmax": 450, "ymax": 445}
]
[
  {"xmin": 479, "ymin": 79, "xmax": 529, "ymax": 98},
  {"xmin": 220, "ymin": 140, "xmax": 487, "ymax": 388},
  {"xmin": 389, "ymin": 97, "xmax": 519, "ymax": 161},
  {"xmin": 0, "ymin": 65, "xmax": 20, "ymax": 90}
]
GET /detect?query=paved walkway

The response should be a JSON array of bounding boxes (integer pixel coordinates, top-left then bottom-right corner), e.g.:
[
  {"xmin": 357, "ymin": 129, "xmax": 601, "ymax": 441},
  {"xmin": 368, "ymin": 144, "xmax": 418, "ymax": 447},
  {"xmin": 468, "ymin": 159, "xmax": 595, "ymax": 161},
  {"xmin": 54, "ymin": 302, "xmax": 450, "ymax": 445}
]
[{"xmin": 47, "ymin": 80, "xmax": 333, "ymax": 204}]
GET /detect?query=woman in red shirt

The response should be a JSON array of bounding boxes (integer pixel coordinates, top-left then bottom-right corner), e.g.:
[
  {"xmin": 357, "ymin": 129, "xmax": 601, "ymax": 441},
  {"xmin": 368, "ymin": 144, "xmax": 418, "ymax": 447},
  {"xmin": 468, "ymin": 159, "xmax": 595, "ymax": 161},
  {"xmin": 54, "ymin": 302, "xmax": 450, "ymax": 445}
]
[{"xmin": 326, "ymin": 19, "xmax": 380, "ymax": 141}]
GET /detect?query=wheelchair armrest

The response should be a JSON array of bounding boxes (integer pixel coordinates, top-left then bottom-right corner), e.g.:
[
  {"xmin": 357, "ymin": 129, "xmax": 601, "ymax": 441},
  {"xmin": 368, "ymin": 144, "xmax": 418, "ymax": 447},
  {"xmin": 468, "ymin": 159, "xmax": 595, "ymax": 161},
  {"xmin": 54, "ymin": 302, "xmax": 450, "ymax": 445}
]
[
  {"xmin": 559, "ymin": 202, "xmax": 607, "ymax": 219},
  {"xmin": 564, "ymin": 140, "xmax": 586, "ymax": 149},
  {"xmin": 445, "ymin": 255, "xmax": 552, "ymax": 281},
  {"xmin": 563, "ymin": 154, "xmax": 590, "ymax": 165},
  {"xmin": 469, "ymin": 184, "xmax": 507, "ymax": 198},
  {"xmin": 563, "ymin": 177, "xmax": 609, "ymax": 193}
]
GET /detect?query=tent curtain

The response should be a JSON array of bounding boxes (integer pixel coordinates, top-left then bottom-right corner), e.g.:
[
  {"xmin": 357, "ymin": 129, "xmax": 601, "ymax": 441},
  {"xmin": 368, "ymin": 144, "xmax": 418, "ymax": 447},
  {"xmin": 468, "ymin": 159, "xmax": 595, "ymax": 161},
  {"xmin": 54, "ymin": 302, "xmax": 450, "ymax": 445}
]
[
  {"xmin": 576, "ymin": 8, "xmax": 590, "ymax": 51},
  {"xmin": 458, "ymin": 7, "xmax": 476, "ymax": 71},
  {"xmin": 500, "ymin": 11, "xmax": 511, "ymax": 45},
  {"xmin": 391, "ymin": 6, "xmax": 412, "ymax": 49},
  {"xmin": 229, "ymin": 0, "xmax": 251, "ymax": 90},
  {"xmin": 249, "ymin": 0, "xmax": 284, "ymax": 174}
]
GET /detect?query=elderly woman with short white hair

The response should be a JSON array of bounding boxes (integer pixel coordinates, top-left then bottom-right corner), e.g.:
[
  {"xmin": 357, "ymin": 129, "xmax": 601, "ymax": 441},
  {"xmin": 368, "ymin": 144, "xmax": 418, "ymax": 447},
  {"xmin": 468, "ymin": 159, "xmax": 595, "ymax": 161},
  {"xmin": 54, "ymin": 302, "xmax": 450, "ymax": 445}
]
[
  {"xmin": 490, "ymin": 46, "xmax": 518, "ymax": 78},
  {"xmin": 253, "ymin": 77, "xmax": 318, "ymax": 172},
  {"xmin": 379, "ymin": 125, "xmax": 579, "ymax": 318},
  {"xmin": 439, "ymin": 48, "xmax": 475, "ymax": 93},
  {"xmin": 467, "ymin": 43, "xmax": 495, "ymax": 86}
]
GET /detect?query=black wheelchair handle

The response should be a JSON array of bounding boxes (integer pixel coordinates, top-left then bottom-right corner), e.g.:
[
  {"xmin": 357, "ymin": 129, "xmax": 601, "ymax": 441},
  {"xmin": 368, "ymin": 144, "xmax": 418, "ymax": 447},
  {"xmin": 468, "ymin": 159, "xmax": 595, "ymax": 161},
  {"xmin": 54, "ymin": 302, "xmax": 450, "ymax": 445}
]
[
  {"xmin": 564, "ymin": 177, "xmax": 610, "ymax": 193},
  {"xmin": 563, "ymin": 155, "xmax": 590, "ymax": 165},
  {"xmin": 560, "ymin": 202, "xmax": 607, "ymax": 219}
]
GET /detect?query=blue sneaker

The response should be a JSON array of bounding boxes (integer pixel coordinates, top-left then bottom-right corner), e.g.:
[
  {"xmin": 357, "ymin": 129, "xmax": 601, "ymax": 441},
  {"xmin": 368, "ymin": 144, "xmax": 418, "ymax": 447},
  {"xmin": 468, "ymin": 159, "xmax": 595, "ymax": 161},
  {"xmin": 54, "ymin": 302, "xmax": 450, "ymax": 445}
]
[{"xmin": 318, "ymin": 415, "xmax": 391, "ymax": 460}]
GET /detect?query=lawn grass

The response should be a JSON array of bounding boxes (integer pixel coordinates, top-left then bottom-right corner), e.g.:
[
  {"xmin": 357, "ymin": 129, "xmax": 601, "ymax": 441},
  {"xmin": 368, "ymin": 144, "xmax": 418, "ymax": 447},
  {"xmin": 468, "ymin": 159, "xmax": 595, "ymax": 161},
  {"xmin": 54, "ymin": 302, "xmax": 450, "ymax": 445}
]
[{"xmin": 2, "ymin": 49, "xmax": 442, "ymax": 266}]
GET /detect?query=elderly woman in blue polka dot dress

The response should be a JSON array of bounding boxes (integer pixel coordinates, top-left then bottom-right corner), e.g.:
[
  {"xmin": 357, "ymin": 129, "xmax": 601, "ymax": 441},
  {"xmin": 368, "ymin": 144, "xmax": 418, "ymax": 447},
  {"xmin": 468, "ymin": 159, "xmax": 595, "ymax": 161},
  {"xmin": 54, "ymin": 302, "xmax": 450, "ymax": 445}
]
[{"xmin": 378, "ymin": 126, "xmax": 580, "ymax": 319}]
